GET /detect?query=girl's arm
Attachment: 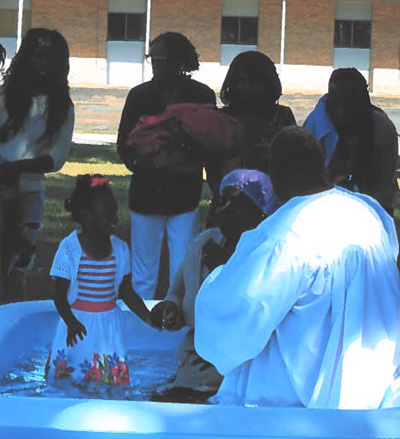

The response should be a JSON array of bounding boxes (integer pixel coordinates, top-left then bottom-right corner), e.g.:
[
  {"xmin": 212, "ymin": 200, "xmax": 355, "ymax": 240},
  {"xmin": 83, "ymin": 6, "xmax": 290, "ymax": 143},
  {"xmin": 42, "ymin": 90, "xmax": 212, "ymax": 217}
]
[
  {"xmin": 53, "ymin": 277, "xmax": 87, "ymax": 347},
  {"xmin": 119, "ymin": 274, "xmax": 151, "ymax": 324}
]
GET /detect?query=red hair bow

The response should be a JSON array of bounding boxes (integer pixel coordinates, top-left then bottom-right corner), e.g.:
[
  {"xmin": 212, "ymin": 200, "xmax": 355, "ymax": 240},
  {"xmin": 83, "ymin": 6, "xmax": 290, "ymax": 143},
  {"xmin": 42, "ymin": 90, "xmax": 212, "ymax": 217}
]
[{"xmin": 90, "ymin": 177, "xmax": 109, "ymax": 188}]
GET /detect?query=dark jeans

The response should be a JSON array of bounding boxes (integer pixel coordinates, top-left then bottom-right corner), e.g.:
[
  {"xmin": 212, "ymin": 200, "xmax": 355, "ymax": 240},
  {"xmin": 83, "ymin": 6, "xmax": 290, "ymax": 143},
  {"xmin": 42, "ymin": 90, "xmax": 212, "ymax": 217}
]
[{"xmin": 0, "ymin": 189, "xmax": 43, "ymax": 303}]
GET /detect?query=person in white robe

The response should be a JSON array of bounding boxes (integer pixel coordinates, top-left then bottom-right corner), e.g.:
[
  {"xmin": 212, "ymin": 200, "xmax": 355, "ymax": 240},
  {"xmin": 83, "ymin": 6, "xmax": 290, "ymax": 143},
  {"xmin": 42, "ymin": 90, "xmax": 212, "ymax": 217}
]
[{"xmin": 195, "ymin": 126, "xmax": 400, "ymax": 409}]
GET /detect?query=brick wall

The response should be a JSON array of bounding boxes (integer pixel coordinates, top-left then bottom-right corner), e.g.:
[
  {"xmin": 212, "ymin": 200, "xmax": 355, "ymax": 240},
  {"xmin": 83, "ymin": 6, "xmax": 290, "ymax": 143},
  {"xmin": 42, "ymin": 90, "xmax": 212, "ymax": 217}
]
[
  {"xmin": 371, "ymin": 1, "xmax": 400, "ymax": 70},
  {"xmin": 285, "ymin": 0, "xmax": 334, "ymax": 66},
  {"xmin": 258, "ymin": 0, "xmax": 282, "ymax": 64},
  {"xmin": 31, "ymin": 0, "xmax": 107, "ymax": 59},
  {"xmin": 151, "ymin": 0, "xmax": 221, "ymax": 62}
]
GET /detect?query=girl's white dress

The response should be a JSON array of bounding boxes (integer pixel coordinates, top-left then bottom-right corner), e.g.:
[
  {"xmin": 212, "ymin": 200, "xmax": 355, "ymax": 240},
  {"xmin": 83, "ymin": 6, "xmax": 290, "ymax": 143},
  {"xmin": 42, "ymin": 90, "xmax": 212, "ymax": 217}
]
[{"xmin": 48, "ymin": 231, "xmax": 131, "ymax": 385}]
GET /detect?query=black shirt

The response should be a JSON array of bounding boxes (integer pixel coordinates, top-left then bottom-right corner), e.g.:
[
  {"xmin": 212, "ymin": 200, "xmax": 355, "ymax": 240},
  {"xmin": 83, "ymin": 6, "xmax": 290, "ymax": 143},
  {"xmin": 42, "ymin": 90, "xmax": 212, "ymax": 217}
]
[
  {"xmin": 117, "ymin": 77, "xmax": 216, "ymax": 215},
  {"xmin": 221, "ymin": 104, "xmax": 296, "ymax": 173}
]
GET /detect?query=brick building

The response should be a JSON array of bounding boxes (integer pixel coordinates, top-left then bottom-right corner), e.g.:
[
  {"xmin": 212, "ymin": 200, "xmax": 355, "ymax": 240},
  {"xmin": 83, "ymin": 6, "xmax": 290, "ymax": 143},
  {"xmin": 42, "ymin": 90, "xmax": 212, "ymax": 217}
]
[{"xmin": 1, "ymin": 0, "xmax": 400, "ymax": 95}]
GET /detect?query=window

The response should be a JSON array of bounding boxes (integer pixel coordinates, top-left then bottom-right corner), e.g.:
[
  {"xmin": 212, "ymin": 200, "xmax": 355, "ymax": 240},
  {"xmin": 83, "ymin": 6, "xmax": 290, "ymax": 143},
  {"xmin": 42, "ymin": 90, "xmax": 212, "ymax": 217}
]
[
  {"xmin": 107, "ymin": 13, "xmax": 146, "ymax": 41},
  {"xmin": 221, "ymin": 16, "xmax": 258, "ymax": 45},
  {"xmin": 334, "ymin": 20, "xmax": 371, "ymax": 49}
]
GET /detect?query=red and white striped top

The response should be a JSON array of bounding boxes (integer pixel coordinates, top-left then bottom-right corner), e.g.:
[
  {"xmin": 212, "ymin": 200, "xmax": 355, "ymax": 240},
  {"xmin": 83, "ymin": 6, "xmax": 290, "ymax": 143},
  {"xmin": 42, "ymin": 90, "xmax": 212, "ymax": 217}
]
[{"xmin": 72, "ymin": 252, "xmax": 118, "ymax": 312}]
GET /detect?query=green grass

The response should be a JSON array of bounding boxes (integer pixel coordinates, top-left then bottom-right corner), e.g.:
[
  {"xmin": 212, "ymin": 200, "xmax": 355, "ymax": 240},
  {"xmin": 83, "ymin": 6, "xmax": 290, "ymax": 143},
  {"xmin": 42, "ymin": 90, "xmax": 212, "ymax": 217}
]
[
  {"xmin": 24, "ymin": 145, "xmax": 400, "ymax": 300},
  {"xmin": 68, "ymin": 143, "xmax": 121, "ymax": 164}
]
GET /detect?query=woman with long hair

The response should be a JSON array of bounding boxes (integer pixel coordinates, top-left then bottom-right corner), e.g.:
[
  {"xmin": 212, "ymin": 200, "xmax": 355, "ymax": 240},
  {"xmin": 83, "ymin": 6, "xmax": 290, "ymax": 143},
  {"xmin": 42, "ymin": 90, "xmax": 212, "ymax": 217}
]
[
  {"xmin": 0, "ymin": 28, "xmax": 74, "ymax": 302},
  {"xmin": 220, "ymin": 51, "xmax": 296, "ymax": 173}
]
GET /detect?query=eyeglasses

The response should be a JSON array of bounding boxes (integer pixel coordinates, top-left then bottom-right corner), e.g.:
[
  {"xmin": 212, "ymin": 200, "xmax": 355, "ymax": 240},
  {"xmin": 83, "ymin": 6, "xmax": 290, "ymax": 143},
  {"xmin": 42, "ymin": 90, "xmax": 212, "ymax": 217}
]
[{"xmin": 144, "ymin": 54, "xmax": 169, "ymax": 63}]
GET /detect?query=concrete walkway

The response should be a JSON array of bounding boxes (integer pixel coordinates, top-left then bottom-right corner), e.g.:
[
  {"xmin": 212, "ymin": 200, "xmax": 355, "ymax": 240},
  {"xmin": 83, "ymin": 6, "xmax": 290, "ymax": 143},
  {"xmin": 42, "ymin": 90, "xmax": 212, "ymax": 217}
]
[
  {"xmin": 71, "ymin": 86, "xmax": 400, "ymax": 151},
  {"xmin": 72, "ymin": 132, "xmax": 117, "ymax": 145}
]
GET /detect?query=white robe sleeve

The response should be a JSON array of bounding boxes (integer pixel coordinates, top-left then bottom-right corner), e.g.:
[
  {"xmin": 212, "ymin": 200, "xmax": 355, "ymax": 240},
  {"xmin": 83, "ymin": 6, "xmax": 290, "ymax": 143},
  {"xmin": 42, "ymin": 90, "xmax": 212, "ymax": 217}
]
[{"xmin": 194, "ymin": 231, "xmax": 309, "ymax": 376}]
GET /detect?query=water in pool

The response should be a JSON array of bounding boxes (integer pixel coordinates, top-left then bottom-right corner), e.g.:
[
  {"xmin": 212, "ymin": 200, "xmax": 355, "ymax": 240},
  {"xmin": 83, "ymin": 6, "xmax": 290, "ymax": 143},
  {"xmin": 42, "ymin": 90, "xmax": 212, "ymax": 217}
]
[{"xmin": 0, "ymin": 344, "xmax": 177, "ymax": 401}]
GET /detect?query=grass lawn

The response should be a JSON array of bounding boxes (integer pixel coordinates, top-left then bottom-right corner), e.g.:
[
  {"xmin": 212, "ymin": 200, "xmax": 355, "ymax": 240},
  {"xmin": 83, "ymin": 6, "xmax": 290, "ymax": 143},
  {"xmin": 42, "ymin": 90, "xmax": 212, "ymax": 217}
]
[
  {"xmin": 27, "ymin": 143, "xmax": 212, "ymax": 301},
  {"xmin": 25, "ymin": 142, "xmax": 400, "ymax": 301}
]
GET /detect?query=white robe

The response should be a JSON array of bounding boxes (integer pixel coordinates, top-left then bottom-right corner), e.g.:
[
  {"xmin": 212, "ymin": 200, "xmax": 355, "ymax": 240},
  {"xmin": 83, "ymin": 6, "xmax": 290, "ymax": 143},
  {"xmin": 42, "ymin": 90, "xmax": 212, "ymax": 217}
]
[{"xmin": 195, "ymin": 187, "xmax": 400, "ymax": 409}]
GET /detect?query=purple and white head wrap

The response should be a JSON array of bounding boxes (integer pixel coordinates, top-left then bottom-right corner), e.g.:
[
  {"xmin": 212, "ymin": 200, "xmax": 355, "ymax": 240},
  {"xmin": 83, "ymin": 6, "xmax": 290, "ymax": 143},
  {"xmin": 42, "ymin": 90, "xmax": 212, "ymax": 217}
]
[{"xmin": 219, "ymin": 169, "xmax": 279, "ymax": 217}]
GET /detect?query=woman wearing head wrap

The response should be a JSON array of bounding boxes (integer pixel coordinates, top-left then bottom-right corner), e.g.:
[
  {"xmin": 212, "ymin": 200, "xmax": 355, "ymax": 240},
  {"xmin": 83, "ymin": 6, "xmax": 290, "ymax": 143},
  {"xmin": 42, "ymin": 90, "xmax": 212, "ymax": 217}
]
[
  {"xmin": 220, "ymin": 51, "xmax": 296, "ymax": 173},
  {"xmin": 150, "ymin": 169, "xmax": 278, "ymax": 402}
]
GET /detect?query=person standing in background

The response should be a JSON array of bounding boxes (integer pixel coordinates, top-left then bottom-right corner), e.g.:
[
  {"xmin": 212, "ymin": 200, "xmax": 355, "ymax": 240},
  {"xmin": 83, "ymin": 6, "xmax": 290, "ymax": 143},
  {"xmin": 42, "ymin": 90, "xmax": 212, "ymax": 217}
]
[
  {"xmin": 304, "ymin": 68, "xmax": 398, "ymax": 215},
  {"xmin": 0, "ymin": 29, "xmax": 75, "ymax": 303},
  {"xmin": 204, "ymin": 51, "xmax": 296, "ymax": 226},
  {"xmin": 220, "ymin": 51, "xmax": 296, "ymax": 173},
  {"xmin": 117, "ymin": 32, "xmax": 216, "ymax": 300}
]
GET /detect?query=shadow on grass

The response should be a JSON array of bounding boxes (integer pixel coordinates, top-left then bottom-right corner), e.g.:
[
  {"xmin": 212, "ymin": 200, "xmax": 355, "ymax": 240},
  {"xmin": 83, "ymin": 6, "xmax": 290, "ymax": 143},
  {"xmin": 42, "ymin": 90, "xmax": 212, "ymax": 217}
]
[{"xmin": 68, "ymin": 143, "xmax": 121, "ymax": 164}]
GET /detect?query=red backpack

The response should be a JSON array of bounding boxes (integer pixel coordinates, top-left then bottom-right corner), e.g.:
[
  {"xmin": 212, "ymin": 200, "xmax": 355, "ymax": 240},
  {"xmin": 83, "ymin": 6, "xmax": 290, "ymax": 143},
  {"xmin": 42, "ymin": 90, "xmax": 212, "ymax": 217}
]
[{"xmin": 125, "ymin": 103, "xmax": 245, "ymax": 174}]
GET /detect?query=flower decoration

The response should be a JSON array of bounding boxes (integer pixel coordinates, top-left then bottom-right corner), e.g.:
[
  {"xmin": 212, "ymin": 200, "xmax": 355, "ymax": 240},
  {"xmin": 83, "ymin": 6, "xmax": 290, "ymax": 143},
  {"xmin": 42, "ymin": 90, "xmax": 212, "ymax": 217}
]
[{"xmin": 53, "ymin": 349, "xmax": 74, "ymax": 379}]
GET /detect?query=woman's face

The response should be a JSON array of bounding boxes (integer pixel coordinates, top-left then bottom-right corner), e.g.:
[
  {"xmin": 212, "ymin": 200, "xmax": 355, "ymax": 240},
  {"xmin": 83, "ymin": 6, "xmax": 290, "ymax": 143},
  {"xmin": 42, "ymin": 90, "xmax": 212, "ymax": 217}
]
[
  {"xmin": 231, "ymin": 67, "xmax": 264, "ymax": 107},
  {"xmin": 217, "ymin": 186, "xmax": 264, "ymax": 241},
  {"xmin": 28, "ymin": 37, "xmax": 57, "ymax": 88},
  {"xmin": 326, "ymin": 82, "xmax": 367, "ymax": 135},
  {"xmin": 149, "ymin": 40, "xmax": 181, "ymax": 82}
]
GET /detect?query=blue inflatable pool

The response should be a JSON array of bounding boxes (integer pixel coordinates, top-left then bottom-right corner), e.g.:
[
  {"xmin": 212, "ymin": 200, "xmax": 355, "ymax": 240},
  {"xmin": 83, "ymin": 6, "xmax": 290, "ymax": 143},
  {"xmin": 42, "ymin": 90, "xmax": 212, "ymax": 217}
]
[{"xmin": 0, "ymin": 300, "xmax": 399, "ymax": 439}]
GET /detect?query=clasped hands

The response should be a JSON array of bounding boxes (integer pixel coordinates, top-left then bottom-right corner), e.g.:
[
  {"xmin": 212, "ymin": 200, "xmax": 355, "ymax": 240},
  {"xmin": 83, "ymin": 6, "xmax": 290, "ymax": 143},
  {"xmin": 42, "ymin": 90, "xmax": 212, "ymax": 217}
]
[{"xmin": 150, "ymin": 301, "xmax": 180, "ymax": 330}]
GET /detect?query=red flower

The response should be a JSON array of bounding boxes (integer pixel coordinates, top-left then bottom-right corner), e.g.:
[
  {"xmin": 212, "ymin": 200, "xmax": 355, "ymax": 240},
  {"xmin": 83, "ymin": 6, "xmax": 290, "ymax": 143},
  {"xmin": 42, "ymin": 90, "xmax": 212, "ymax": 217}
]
[
  {"xmin": 117, "ymin": 361, "xmax": 130, "ymax": 385},
  {"xmin": 83, "ymin": 353, "xmax": 103, "ymax": 381},
  {"xmin": 54, "ymin": 360, "xmax": 67, "ymax": 379},
  {"xmin": 110, "ymin": 366, "xmax": 120, "ymax": 384},
  {"xmin": 84, "ymin": 367, "xmax": 103, "ymax": 381}
]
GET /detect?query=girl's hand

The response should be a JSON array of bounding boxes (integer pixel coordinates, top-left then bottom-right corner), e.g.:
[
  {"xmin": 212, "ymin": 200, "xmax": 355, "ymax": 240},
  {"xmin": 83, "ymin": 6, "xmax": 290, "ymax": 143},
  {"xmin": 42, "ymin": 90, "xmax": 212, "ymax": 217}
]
[
  {"xmin": 66, "ymin": 320, "xmax": 87, "ymax": 347},
  {"xmin": 150, "ymin": 301, "xmax": 180, "ymax": 330}
]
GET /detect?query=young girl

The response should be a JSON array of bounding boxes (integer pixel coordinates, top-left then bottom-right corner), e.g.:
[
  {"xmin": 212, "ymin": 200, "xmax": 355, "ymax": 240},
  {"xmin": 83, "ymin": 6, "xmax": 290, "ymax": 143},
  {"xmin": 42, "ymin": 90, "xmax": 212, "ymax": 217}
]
[{"xmin": 49, "ymin": 174, "xmax": 151, "ymax": 385}]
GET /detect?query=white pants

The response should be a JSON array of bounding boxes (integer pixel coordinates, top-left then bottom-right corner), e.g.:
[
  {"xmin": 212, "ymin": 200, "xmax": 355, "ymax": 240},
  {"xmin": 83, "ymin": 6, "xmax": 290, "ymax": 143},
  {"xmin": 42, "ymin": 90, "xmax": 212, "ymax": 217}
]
[{"xmin": 130, "ymin": 208, "xmax": 199, "ymax": 299}]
